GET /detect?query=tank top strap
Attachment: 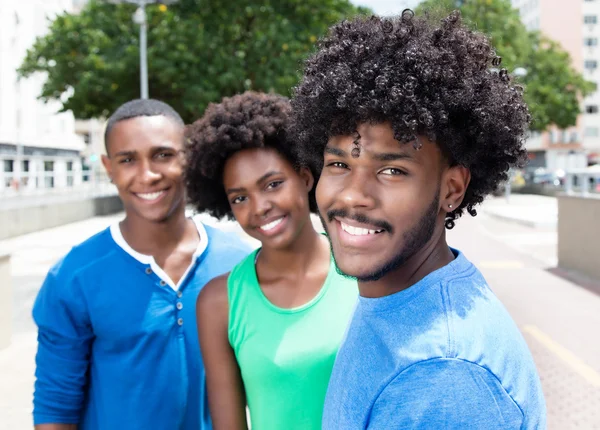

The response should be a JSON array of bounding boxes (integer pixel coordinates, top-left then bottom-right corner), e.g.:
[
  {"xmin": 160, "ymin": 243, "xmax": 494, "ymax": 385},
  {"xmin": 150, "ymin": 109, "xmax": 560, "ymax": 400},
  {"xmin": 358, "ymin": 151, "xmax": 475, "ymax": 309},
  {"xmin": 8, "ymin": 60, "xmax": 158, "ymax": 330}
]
[{"xmin": 227, "ymin": 249, "xmax": 260, "ymax": 352}]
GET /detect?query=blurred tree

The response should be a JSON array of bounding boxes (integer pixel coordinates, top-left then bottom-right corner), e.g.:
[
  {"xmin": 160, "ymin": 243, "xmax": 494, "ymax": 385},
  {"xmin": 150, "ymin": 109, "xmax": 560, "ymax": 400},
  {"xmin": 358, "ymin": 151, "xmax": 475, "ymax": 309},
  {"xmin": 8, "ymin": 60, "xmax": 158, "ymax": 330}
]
[
  {"xmin": 18, "ymin": 0, "xmax": 370, "ymax": 123},
  {"xmin": 416, "ymin": 0, "xmax": 594, "ymax": 132}
]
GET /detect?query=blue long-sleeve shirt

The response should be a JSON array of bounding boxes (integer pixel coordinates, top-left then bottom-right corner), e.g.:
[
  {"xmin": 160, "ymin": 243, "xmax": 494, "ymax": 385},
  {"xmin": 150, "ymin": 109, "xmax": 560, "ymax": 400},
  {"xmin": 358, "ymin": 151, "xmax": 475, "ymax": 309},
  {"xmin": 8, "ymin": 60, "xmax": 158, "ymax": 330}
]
[{"xmin": 33, "ymin": 218, "xmax": 252, "ymax": 429}]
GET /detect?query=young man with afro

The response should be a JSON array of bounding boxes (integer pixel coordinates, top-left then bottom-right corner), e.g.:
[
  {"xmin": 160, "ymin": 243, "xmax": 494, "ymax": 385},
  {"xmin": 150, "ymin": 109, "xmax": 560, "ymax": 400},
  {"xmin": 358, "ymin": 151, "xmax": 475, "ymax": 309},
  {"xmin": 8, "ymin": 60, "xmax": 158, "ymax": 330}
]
[
  {"xmin": 290, "ymin": 9, "xmax": 546, "ymax": 429},
  {"xmin": 32, "ymin": 99, "xmax": 251, "ymax": 430}
]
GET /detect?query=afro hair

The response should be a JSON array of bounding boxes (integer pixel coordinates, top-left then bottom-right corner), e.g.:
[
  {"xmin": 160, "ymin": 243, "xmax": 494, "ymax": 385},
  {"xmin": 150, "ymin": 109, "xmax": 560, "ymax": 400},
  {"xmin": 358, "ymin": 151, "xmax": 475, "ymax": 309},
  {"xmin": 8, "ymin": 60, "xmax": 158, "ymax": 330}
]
[
  {"xmin": 185, "ymin": 91, "xmax": 318, "ymax": 219},
  {"xmin": 290, "ymin": 9, "xmax": 529, "ymax": 228}
]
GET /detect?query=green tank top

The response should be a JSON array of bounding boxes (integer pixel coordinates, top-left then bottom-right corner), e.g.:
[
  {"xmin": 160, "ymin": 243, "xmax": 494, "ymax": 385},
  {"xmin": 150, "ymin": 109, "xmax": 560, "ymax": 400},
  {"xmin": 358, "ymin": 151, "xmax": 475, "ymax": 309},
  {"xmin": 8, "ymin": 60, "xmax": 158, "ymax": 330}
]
[{"xmin": 228, "ymin": 249, "xmax": 357, "ymax": 430}]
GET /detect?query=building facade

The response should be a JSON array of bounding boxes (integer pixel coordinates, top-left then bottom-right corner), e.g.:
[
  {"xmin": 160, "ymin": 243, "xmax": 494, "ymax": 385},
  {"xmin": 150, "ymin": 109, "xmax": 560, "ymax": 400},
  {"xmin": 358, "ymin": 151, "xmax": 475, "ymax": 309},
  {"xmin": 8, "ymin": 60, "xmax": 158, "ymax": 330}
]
[
  {"xmin": 0, "ymin": 0, "xmax": 91, "ymax": 195},
  {"xmin": 512, "ymin": 0, "xmax": 600, "ymax": 173}
]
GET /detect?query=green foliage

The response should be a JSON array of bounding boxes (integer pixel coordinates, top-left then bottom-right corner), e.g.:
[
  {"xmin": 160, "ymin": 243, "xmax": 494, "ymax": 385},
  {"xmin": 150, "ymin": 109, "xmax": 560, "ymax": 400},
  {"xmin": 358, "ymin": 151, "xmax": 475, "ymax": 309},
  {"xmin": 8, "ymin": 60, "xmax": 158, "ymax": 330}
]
[
  {"xmin": 18, "ymin": 0, "xmax": 369, "ymax": 123},
  {"xmin": 416, "ymin": 0, "xmax": 594, "ymax": 131}
]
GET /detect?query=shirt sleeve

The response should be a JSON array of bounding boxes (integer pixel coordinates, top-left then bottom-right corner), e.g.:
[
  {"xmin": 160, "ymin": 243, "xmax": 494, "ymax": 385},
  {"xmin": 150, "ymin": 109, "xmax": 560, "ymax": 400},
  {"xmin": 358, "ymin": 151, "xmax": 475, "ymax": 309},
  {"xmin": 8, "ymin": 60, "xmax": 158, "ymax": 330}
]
[
  {"xmin": 32, "ymin": 265, "xmax": 94, "ymax": 425},
  {"xmin": 368, "ymin": 358, "xmax": 524, "ymax": 430}
]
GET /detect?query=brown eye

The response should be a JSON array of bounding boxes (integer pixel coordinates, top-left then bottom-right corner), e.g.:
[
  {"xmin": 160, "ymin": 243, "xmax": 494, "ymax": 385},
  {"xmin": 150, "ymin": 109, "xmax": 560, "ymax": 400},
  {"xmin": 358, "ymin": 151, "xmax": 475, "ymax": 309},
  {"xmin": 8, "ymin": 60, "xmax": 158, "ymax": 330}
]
[{"xmin": 380, "ymin": 168, "xmax": 407, "ymax": 176}]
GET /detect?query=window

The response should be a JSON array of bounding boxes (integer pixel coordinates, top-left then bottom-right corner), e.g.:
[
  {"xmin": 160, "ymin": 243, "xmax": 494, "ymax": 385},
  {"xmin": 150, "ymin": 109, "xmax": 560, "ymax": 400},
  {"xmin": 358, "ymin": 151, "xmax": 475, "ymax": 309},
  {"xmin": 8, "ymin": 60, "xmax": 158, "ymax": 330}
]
[
  {"xmin": 584, "ymin": 15, "xmax": 598, "ymax": 24},
  {"xmin": 585, "ymin": 38, "xmax": 598, "ymax": 47},
  {"xmin": 585, "ymin": 127, "xmax": 599, "ymax": 137},
  {"xmin": 66, "ymin": 161, "xmax": 74, "ymax": 186},
  {"xmin": 22, "ymin": 160, "xmax": 29, "ymax": 172},
  {"xmin": 44, "ymin": 161, "xmax": 54, "ymax": 188},
  {"xmin": 585, "ymin": 60, "xmax": 598, "ymax": 70},
  {"xmin": 570, "ymin": 131, "xmax": 579, "ymax": 143},
  {"xmin": 586, "ymin": 105, "xmax": 598, "ymax": 114},
  {"xmin": 3, "ymin": 160, "xmax": 14, "ymax": 172}
]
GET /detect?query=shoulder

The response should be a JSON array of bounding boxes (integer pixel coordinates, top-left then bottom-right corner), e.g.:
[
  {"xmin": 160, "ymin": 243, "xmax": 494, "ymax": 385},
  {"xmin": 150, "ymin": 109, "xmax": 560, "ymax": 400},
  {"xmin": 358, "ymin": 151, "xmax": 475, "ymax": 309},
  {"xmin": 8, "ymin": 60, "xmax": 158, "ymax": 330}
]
[
  {"xmin": 47, "ymin": 227, "xmax": 116, "ymax": 282},
  {"xmin": 201, "ymin": 222, "xmax": 255, "ymax": 254},
  {"xmin": 197, "ymin": 273, "xmax": 230, "ymax": 317}
]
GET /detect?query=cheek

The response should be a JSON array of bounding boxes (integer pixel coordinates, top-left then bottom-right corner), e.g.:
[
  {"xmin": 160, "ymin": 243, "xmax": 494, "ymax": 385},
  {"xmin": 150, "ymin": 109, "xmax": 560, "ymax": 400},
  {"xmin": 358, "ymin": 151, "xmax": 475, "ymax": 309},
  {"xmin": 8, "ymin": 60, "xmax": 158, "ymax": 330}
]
[
  {"xmin": 230, "ymin": 205, "xmax": 249, "ymax": 226},
  {"xmin": 315, "ymin": 177, "xmax": 334, "ymax": 209}
]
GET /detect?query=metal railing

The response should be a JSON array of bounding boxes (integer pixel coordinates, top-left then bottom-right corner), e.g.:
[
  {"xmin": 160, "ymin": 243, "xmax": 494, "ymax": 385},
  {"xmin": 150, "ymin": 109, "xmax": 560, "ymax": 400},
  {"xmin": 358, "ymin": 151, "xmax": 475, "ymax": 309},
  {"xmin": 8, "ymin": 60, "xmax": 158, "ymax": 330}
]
[
  {"xmin": 0, "ymin": 169, "xmax": 115, "ymax": 198},
  {"xmin": 564, "ymin": 168, "xmax": 600, "ymax": 195}
]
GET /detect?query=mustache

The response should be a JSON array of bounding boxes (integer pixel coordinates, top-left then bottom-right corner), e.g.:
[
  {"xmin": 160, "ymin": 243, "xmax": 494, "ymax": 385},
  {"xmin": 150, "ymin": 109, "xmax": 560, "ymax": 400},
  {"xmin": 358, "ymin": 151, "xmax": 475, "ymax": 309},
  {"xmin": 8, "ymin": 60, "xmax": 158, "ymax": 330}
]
[{"xmin": 326, "ymin": 208, "xmax": 393, "ymax": 233}]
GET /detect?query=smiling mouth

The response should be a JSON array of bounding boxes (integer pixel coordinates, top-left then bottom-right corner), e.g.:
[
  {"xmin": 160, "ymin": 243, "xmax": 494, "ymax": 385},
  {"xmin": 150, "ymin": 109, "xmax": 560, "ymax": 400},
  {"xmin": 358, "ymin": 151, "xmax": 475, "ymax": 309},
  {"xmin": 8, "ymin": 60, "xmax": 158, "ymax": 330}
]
[
  {"xmin": 259, "ymin": 216, "xmax": 285, "ymax": 232},
  {"xmin": 340, "ymin": 221, "xmax": 384, "ymax": 236},
  {"xmin": 135, "ymin": 191, "xmax": 166, "ymax": 201}
]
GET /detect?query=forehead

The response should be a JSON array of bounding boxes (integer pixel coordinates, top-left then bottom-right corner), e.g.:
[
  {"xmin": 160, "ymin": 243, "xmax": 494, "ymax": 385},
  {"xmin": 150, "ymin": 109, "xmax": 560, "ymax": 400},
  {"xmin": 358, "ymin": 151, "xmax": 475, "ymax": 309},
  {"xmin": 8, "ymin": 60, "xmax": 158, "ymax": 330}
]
[
  {"xmin": 327, "ymin": 122, "xmax": 441, "ymax": 164},
  {"xmin": 223, "ymin": 148, "xmax": 294, "ymax": 183},
  {"xmin": 107, "ymin": 115, "xmax": 183, "ymax": 154}
]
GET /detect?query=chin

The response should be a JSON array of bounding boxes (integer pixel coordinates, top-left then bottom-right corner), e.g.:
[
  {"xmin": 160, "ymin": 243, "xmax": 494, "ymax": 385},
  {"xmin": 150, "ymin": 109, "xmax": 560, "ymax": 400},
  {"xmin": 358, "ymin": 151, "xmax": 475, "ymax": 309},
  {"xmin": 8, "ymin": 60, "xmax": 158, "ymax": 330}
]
[
  {"xmin": 131, "ymin": 206, "xmax": 175, "ymax": 223},
  {"xmin": 332, "ymin": 251, "xmax": 394, "ymax": 282}
]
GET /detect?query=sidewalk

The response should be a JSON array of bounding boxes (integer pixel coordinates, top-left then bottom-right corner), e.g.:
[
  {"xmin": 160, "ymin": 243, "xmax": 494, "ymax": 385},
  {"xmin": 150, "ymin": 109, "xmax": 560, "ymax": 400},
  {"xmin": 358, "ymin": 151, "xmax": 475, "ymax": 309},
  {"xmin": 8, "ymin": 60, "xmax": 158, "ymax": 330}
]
[{"xmin": 480, "ymin": 194, "xmax": 557, "ymax": 228}]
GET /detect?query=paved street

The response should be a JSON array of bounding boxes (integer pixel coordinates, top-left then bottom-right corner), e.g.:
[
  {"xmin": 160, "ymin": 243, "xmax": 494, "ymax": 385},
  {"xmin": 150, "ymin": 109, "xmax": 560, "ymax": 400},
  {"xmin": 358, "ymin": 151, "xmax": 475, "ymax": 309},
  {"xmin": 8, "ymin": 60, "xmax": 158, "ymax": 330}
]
[{"xmin": 1, "ymin": 196, "xmax": 599, "ymax": 429}]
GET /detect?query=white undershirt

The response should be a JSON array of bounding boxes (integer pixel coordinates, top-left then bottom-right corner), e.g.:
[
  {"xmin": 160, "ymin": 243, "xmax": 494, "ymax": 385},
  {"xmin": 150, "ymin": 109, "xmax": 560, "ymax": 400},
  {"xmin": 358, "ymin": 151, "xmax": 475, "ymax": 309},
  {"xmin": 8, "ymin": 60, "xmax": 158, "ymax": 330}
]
[{"xmin": 110, "ymin": 215, "xmax": 208, "ymax": 291}]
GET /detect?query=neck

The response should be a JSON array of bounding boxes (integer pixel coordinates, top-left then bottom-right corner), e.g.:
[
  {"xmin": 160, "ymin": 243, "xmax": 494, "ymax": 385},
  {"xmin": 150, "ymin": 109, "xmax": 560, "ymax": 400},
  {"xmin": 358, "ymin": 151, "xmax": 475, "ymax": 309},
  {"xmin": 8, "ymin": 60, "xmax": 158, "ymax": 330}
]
[
  {"xmin": 120, "ymin": 203, "xmax": 191, "ymax": 255},
  {"xmin": 358, "ymin": 227, "xmax": 455, "ymax": 298},
  {"xmin": 258, "ymin": 218, "xmax": 328, "ymax": 274}
]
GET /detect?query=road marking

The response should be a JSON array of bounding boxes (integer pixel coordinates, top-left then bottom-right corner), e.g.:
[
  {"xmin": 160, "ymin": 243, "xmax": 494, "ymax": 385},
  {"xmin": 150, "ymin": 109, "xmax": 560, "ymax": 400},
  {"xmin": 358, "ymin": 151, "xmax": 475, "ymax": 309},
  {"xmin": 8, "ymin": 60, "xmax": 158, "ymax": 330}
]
[
  {"xmin": 478, "ymin": 260, "xmax": 525, "ymax": 269},
  {"xmin": 523, "ymin": 325, "xmax": 600, "ymax": 387}
]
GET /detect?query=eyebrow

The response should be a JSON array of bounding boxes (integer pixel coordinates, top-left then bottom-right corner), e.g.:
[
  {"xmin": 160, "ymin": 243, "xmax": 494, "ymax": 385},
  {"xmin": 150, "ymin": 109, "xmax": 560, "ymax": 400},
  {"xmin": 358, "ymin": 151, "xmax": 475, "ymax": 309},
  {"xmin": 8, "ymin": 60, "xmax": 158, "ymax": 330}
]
[
  {"xmin": 372, "ymin": 152, "xmax": 413, "ymax": 162},
  {"xmin": 114, "ymin": 150, "xmax": 136, "ymax": 157},
  {"xmin": 226, "ymin": 170, "xmax": 282, "ymax": 194},
  {"xmin": 324, "ymin": 146, "xmax": 347, "ymax": 157},
  {"xmin": 324, "ymin": 145, "xmax": 413, "ymax": 162}
]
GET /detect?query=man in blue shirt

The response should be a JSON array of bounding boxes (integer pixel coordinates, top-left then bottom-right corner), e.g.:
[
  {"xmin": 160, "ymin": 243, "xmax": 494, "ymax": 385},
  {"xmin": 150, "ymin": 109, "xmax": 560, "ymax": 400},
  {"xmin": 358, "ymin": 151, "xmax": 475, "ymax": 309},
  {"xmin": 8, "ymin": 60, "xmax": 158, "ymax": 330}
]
[
  {"xmin": 290, "ymin": 9, "xmax": 546, "ymax": 429},
  {"xmin": 32, "ymin": 99, "xmax": 251, "ymax": 430}
]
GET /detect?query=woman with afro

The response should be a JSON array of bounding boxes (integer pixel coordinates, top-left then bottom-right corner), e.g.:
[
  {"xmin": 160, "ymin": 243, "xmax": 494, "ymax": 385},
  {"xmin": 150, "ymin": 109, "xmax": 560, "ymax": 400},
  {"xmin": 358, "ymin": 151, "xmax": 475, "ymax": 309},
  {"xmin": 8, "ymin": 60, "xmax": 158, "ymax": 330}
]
[
  {"xmin": 290, "ymin": 9, "xmax": 546, "ymax": 429},
  {"xmin": 185, "ymin": 91, "xmax": 357, "ymax": 430}
]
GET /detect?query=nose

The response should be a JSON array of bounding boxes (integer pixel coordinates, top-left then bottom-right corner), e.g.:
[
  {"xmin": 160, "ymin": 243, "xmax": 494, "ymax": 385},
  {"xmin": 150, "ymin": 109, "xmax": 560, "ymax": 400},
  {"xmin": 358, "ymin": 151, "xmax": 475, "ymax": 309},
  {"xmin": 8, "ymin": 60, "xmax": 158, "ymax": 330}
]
[
  {"xmin": 252, "ymin": 194, "xmax": 273, "ymax": 218},
  {"xmin": 337, "ymin": 169, "xmax": 376, "ymax": 209},
  {"xmin": 138, "ymin": 160, "xmax": 162, "ymax": 184}
]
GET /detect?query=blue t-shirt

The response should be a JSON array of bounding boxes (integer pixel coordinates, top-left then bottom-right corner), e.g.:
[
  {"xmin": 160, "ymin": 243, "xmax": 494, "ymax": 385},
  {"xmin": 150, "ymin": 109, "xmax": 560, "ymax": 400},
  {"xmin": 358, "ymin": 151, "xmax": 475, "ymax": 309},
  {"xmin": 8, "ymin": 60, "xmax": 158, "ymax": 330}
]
[
  {"xmin": 323, "ymin": 249, "xmax": 546, "ymax": 429},
  {"xmin": 32, "ymin": 218, "xmax": 252, "ymax": 430}
]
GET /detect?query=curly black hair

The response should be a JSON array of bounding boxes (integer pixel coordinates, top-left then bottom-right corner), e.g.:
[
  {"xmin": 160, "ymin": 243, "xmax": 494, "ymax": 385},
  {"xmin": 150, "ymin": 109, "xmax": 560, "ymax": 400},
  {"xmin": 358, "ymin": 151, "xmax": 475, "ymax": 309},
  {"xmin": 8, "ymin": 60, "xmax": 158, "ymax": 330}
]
[
  {"xmin": 289, "ymin": 9, "xmax": 529, "ymax": 228},
  {"xmin": 185, "ymin": 91, "xmax": 318, "ymax": 219}
]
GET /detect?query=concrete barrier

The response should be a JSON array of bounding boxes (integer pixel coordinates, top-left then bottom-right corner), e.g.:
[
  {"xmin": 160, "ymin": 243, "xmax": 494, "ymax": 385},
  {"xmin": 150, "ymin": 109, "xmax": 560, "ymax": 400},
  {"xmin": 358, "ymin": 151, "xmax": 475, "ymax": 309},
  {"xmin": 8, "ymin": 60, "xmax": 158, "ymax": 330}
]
[
  {"xmin": 0, "ymin": 195, "xmax": 123, "ymax": 240},
  {"xmin": 0, "ymin": 252, "xmax": 12, "ymax": 350},
  {"xmin": 557, "ymin": 193, "xmax": 600, "ymax": 280}
]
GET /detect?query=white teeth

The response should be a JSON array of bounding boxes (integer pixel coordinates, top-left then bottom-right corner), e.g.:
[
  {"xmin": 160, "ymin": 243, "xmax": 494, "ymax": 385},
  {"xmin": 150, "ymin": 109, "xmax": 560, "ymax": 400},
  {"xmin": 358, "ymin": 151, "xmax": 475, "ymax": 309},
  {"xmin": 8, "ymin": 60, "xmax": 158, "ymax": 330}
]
[
  {"xmin": 341, "ymin": 222, "xmax": 383, "ymax": 236},
  {"xmin": 137, "ymin": 191, "xmax": 164, "ymax": 201},
  {"xmin": 260, "ymin": 217, "xmax": 284, "ymax": 231}
]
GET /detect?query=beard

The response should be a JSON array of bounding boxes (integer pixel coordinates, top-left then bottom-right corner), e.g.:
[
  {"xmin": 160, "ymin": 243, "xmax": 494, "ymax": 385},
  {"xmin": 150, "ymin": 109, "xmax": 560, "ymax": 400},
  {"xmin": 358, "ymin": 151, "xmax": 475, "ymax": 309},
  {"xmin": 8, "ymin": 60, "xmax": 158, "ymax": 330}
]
[{"xmin": 320, "ymin": 190, "xmax": 440, "ymax": 283}]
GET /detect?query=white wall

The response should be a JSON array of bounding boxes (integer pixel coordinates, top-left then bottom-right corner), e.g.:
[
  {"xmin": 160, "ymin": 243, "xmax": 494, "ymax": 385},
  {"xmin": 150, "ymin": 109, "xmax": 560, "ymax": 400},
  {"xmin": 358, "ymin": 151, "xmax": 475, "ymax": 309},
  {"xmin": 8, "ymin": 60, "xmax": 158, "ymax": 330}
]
[{"xmin": 0, "ymin": 0, "xmax": 84, "ymax": 152}]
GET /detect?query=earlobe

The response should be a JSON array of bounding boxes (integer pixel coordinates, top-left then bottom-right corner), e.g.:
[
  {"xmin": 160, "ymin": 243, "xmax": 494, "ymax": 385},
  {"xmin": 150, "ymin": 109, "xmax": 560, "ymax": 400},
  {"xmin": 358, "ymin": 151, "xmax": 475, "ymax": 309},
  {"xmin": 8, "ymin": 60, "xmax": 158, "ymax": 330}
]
[
  {"xmin": 101, "ymin": 154, "xmax": 113, "ymax": 181},
  {"xmin": 443, "ymin": 165, "xmax": 470, "ymax": 210}
]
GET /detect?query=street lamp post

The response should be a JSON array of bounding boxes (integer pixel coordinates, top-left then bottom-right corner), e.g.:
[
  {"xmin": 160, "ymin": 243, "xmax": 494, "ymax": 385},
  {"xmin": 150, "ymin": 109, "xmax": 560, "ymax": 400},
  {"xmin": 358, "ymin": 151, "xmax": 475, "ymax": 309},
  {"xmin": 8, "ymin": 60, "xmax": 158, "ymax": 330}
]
[{"xmin": 106, "ymin": 0, "xmax": 178, "ymax": 99}]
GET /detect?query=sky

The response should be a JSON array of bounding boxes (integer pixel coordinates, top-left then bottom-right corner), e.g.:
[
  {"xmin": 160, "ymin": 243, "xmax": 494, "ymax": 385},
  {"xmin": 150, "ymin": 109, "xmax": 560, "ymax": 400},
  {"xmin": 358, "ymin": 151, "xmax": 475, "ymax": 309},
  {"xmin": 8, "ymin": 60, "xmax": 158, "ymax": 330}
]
[{"xmin": 350, "ymin": 0, "xmax": 424, "ymax": 16}]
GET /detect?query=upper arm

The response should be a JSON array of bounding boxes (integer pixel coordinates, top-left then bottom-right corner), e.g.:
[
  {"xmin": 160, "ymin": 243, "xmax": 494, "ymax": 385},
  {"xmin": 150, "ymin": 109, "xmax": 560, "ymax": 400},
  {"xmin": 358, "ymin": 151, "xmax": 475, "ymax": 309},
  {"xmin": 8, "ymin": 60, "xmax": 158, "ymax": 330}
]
[
  {"xmin": 368, "ymin": 359, "xmax": 524, "ymax": 430},
  {"xmin": 32, "ymin": 269, "xmax": 94, "ymax": 425},
  {"xmin": 197, "ymin": 274, "xmax": 248, "ymax": 430},
  {"xmin": 35, "ymin": 424, "xmax": 77, "ymax": 430}
]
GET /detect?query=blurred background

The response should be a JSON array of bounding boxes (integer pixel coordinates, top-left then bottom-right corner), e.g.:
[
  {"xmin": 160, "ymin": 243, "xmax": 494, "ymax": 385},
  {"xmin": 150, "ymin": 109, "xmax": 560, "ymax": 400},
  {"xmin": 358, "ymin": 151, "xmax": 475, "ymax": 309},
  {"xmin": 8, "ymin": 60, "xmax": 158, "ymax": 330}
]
[{"xmin": 1, "ymin": 1, "xmax": 599, "ymax": 429}]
